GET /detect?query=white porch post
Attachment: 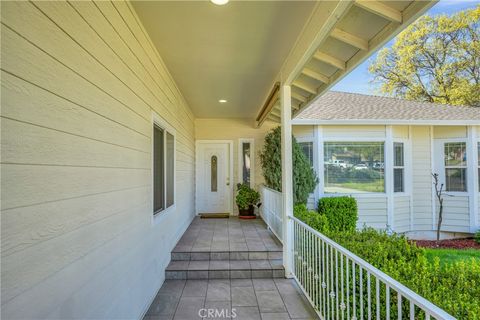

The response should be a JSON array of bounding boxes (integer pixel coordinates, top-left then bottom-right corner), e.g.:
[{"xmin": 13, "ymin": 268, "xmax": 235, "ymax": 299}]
[{"xmin": 280, "ymin": 84, "xmax": 294, "ymax": 277}]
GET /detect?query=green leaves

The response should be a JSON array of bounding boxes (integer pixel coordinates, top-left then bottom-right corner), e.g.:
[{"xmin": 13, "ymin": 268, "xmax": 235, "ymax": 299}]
[
  {"xmin": 235, "ymin": 183, "xmax": 260, "ymax": 210},
  {"xmin": 369, "ymin": 5, "xmax": 480, "ymax": 107},
  {"xmin": 259, "ymin": 126, "xmax": 318, "ymax": 205},
  {"xmin": 317, "ymin": 196, "xmax": 357, "ymax": 233}
]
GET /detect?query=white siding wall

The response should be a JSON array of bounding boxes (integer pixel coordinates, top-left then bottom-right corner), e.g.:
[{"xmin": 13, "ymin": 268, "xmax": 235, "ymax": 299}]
[
  {"xmin": 394, "ymin": 196, "xmax": 411, "ymax": 233},
  {"xmin": 411, "ymin": 126, "xmax": 433, "ymax": 231},
  {"xmin": 441, "ymin": 197, "xmax": 470, "ymax": 233},
  {"xmin": 356, "ymin": 197, "xmax": 388, "ymax": 229},
  {"xmin": 195, "ymin": 118, "xmax": 277, "ymax": 214},
  {"xmin": 1, "ymin": 2, "xmax": 195, "ymax": 319}
]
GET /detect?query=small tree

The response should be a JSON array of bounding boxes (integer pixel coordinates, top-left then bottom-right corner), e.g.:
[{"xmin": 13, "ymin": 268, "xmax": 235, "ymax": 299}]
[
  {"xmin": 432, "ymin": 173, "xmax": 445, "ymax": 242},
  {"xmin": 259, "ymin": 126, "xmax": 318, "ymax": 205}
]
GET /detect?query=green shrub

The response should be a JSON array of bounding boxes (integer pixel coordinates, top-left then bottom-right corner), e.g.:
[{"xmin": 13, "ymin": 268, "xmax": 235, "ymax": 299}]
[
  {"xmin": 259, "ymin": 126, "xmax": 318, "ymax": 204},
  {"xmin": 235, "ymin": 183, "xmax": 260, "ymax": 210},
  {"xmin": 318, "ymin": 196, "xmax": 357, "ymax": 232},
  {"xmin": 293, "ymin": 204, "xmax": 329, "ymax": 234},
  {"xmin": 475, "ymin": 229, "xmax": 480, "ymax": 244}
]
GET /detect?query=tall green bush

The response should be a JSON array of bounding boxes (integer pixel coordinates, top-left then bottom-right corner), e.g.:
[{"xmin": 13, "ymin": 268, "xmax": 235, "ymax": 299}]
[
  {"xmin": 293, "ymin": 204, "xmax": 329, "ymax": 234},
  {"xmin": 318, "ymin": 196, "xmax": 357, "ymax": 232},
  {"xmin": 259, "ymin": 126, "xmax": 318, "ymax": 204}
]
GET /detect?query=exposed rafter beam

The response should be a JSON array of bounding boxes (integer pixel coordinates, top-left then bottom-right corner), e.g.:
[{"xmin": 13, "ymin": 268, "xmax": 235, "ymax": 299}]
[
  {"xmin": 291, "ymin": 92, "xmax": 307, "ymax": 103},
  {"xmin": 313, "ymin": 51, "xmax": 346, "ymax": 70},
  {"xmin": 301, "ymin": 68, "xmax": 330, "ymax": 84},
  {"xmin": 267, "ymin": 114, "xmax": 281, "ymax": 123},
  {"xmin": 292, "ymin": 80, "xmax": 317, "ymax": 95},
  {"xmin": 330, "ymin": 28, "xmax": 368, "ymax": 51},
  {"xmin": 256, "ymin": 82, "xmax": 280, "ymax": 127},
  {"xmin": 354, "ymin": 0, "xmax": 402, "ymax": 23}
]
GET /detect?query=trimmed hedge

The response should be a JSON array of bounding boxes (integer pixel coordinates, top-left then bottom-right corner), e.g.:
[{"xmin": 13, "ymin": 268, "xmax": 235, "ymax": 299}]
[
  {"xmin": 475, "ymin": 229, "xmax": 480, "ymax": 244},
  {"xmin": 293, "ymin": 204, "xmax": 329, "ymax": 234},
  {"xmin": 318, "ymin": 196, "xmax": 357, "ymax": 232}
]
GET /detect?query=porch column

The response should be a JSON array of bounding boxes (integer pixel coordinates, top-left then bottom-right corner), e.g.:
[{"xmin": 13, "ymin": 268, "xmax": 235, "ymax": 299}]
[{"xmin": 280, "ymin": 84, "xmax": 294, "ymax": 277}]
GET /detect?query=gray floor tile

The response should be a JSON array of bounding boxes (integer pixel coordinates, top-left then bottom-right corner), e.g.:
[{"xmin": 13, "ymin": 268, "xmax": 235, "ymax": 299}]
[
  {"xmin": 232, "ymin": 286, "xmax": 257, "ymax": 307},
  {"xmin": 231, "ymin": 279, "xmax": 253, "ymax": 287},
  {"xmin": 274, "ymin": 279, "xmax": 299, "ymax": 295},
  {"xmin": 230, "ymin": 270, "xmax": 251, "ymax": 279},
  {"xmin": 203, "ymin": 301, "xmax": 233, "ymax": 320},
  {"xmin": 260, "ymin": 313, "xmax": 290, "ymax": 320},
  {"xmin": 252, "ymin": 279, "xmax": 276, "ymax": 291},
  {"xmin": 158, "ymin": 280, "xmax": 186, "ymax": 298},
  {"xmin": 206, "ymin": 279, "xmax": 231, "ymax": 301},
  {"xmin": 188, "ymin": 261, "xmax": 209, "ymax": 270},
  {"xmin": 146, "ymin": 294, "xmax": 179, "ymax": 316},
  {"xmin": 281, "ymin": 293, "xmax": 317, "ymax": 319},
  {"xmin": 182, "ymin": 280, "xmax": 208, "ymax": 297},
  {"xmin": 256, "ymin": 291, "xmax": 286, "ymax": 313},
  {"xmin": 230, "ymin": 260, "xmax": 250, "ymax": 270},
  {"xmin": 174, "ymin": 296, "xmax": 204, "ymax": 320},
  {"xmin": 233, "ymin": 306, "xmax": 261, "ymax": 320},
  {"xmin": 209, "ymin": 260, "xmax": 230, "ymax": 270},
  {"xmin": 250, "ymin": 260, "xmax": 270, "ymax": 269},
  {"xmin": 167, "ymin": 261, "xmax": 189, "ymax": 271}
]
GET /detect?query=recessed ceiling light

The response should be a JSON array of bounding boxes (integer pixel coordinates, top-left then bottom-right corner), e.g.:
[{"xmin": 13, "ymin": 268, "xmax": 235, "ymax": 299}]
[
  {"xmin": 211, "ymin": 0, "xmax": 229, "ymax": 5},
  {"xmin": 219, "ymin": 99, "xmax": 227, "ymax": 103}
]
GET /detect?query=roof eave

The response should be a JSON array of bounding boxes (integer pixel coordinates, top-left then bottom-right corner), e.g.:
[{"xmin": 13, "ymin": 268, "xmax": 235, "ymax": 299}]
[{"xmin": 292, "ymin": 119, "xmax": 480, "ymax": 126}]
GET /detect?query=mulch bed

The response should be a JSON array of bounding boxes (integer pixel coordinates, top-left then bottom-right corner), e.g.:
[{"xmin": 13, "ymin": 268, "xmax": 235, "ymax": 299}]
[{"xmin": 413, "ymin": 238, "xmax": 480, "ymax": 249}]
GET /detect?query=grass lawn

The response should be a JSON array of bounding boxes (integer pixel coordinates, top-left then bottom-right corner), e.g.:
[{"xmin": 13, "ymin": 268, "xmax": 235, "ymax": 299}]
[{"xmin": 425, "ymin": 248, "xmax": 480, "ymax": 265}]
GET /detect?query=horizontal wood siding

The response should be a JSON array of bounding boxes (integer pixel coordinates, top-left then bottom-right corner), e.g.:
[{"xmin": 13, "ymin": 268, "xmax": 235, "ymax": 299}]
[
  {"xmin": 1, "ymin": 1, "xmax": 195, "ymax": 319},
  {"xmin": 323, "ymin": 125, "xmax": 386, "ymax": 139},
  {"xmin": 411, "ymin": 126, "xmax": 433, "ymax": 231},
  {"xmin": 394, "ymin": 196, "xmax": 410, "ymax": 233},
  {"xmin": 355, "ymin": 196, "xmax": 388, "ymax": 230},
  {"xmin": 440, "ymin": 197, "xmax": 470, "ymax": 233}
]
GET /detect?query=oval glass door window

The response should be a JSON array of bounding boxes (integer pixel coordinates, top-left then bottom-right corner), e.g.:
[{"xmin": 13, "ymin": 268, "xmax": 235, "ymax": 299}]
[{"xmin": 211, "ymin": 155, "xmax": 217, "ymax": 192}]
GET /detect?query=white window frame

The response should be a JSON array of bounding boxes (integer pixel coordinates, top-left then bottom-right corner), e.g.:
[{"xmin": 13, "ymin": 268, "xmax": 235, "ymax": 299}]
[
  {"xmin": 392, "ymin": 139, "xmax": 411, "ymax": 195},
  {"xmin": 297, "ymin": 138, "xmax": 315, "ymax": 167},
  {"xmin": 152, "ymin": 112, "xmax": 176, "ymax": 225},
  {"xmin": 434, "ymin": 138, "xmax": 468, "ymax": 195},
  {"xmin": 237, "ymin": 138, "xmax": 255, "ymax": 188},
  {"xmin": 322, "ymin": 137, "xmax": 387, "ymax": 197}
]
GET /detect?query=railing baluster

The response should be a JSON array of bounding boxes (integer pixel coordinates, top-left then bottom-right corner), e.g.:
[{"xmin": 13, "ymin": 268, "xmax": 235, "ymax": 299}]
[
  {"xmin": 335, "ymin": 250, "xmax": 339, "ymax": 320},
  {"xmin": 346, "ymin": 257, "xmax": 350, "ymax": 320},
  {"xmin": 367, "ymin": 272, "xmax": 371, "ymax": 320},
  {"xmin": 322, "ymin": 240, "xmax": 326, "ymax": 317},
  {"xmin": 410, "ymin": 301, "xmax": 414, "ymax": 320},
  {"xmin": 398, "ymin": 293, "xmax": 402, "ymax": 319},
  {"xmin": 330, "ymin": 244, "xmax": 334, "ymax": 320},
  {"xmin": 353, "ymin": 260, "xmax": 356, "ymax": 320},
  {"xmin": 386, "ymin": 285, "xmax": 390, "ymax": 320},
  {"xmin": 340, "ymin": 253, "xmax": 345, "ymax": 320},
  {"xmin": 376, "ymin": 278, "xmax": 380, "ymax": 320},
  {"xmin": 326, "ymin": 244, "xmax": 330, "ymax": 320},
  {"xmin": 360, "ymin": 266, "xmax": 364, "ymax": 320}
]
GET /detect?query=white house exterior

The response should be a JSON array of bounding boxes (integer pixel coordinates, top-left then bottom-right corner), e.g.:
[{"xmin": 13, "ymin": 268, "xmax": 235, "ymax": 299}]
[
  {"xmin": 293, "ymin": 91, "xmax": 480, "ymax": 239},
  {"xmin": 1, "ymin": 1, "xmax": 450, "ymax": 319}
]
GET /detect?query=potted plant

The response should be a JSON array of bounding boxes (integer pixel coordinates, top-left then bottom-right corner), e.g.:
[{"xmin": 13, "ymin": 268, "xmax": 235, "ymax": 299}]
[{"xmin": 236, "ymin": 183, "xmax": 261, "ymax": 219}]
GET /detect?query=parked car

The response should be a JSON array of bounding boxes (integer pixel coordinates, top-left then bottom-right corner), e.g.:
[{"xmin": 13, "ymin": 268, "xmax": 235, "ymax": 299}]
[
  {"xmin": 373, "ymin": 162, "xmax": 384, "ymax": 170},
  {"xmin": 353, "ymin": 163, "xmax": 368, "ymax": 170},
  {"xmin": 331, "ymin": 160, "xmax": 348, "ymax": 169}
]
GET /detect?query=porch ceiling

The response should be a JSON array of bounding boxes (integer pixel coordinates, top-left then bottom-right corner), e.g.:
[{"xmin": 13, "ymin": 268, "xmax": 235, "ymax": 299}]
[{"xmin": 132, "ymin": 0, "xmax": 315, "ymax": 118}]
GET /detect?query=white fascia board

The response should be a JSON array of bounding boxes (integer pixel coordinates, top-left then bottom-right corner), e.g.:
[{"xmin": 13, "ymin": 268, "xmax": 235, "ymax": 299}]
[{"xmin": 292, "ymin": 119, "xmax": 480, "ymax": 126}]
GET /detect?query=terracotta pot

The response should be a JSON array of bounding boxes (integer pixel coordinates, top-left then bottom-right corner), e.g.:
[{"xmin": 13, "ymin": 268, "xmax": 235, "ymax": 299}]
[{"xmin": 238, "ymin": 205, "xmax": 256, "ymax": 219}]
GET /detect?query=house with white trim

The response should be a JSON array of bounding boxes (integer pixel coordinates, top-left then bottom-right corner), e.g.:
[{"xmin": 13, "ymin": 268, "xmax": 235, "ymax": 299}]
[
  {"xmin": 292, "ymin": 91, "xmax": 480, "ymax": 239},
  {"xmin": 1, "ymin": 1, "xmax": 465, "ymax": 319}
]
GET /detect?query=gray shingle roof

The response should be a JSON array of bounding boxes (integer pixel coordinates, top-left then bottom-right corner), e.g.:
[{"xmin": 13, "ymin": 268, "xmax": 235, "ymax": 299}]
[{"xmin": 295, "ymin": 91, "xmax": 480, "ymax": 123}]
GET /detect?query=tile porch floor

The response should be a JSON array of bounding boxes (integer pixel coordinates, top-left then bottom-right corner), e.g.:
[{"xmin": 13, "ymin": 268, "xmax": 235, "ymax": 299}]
[{"xmin": 144, "ymin": 216, "xmax": 319, "ymax": 319}]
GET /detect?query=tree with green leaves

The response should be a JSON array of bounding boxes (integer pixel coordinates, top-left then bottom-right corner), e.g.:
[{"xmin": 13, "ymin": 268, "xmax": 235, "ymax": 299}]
[
  {"xmin": 369, "ymin": 5, "xmax": 479, "ymax": 107},
  {"xmin": 259, "ymin": 126, "xmax": 318, "ymax": 205}
]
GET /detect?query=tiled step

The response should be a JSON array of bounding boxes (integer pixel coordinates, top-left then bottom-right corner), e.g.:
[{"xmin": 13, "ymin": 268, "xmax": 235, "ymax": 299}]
[
  {"xmin": 165, "ymin": 259, "xmax": 284, "ymax": 280},
  {"xmin": 171, "ymin": 250, "xmax": 282, "ymax": 261}
]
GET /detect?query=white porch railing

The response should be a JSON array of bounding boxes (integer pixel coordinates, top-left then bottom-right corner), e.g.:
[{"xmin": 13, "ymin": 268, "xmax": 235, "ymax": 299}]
[
  {"xmin": 260, "ymin": 185, "xmax": 283, "ymax": 242},
  {"xmin": 290, "ymin": 216, "xmax": 455, "ymax": 320}
]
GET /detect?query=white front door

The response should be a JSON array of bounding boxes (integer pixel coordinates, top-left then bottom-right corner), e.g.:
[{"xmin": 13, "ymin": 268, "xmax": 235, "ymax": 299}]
[{"xmin": 196, "ymin": 142, "xmax": 232, "ymax": 214}]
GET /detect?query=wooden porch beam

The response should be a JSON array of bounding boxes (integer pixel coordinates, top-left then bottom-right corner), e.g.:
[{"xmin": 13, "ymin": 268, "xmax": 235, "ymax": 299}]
[
  {"xmin": 301, "ymin": 68, "xmax": 330, "ymax": 84},
  {"xmin": 291, "ymin": 92, "xmax": 307, "ymax": 103},
  {"xmin": 354, "ymin": 0, "xmax": 402, "ymax": 23},
  {"xmin": 292, "ymin": 80, "xmax": 317, "ymax": 95},
  {"xmin": 256, "ymin": 82, "xmax": 280, "ymax": 127},
  {"xmin": 313, "ymin": 51, "xmax": 346, "ymax": 70},
  {"xmin": 330, "ymin": 28, "xmax": 369, "ymax": 51}
]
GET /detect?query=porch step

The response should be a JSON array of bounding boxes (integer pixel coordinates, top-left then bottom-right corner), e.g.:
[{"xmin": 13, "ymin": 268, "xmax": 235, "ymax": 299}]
[
  {"xmin": 171, "ymin": 250, "xmax": 282, "ymax": 261},
  {"xmin": 165, "ymin": 259, "xmax": 284, "ymax": 280}
]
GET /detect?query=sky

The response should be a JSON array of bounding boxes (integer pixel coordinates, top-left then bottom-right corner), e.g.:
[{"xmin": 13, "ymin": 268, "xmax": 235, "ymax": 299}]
[{"xmin": 330, "ymin": 0, "xmax": 479, "ymax": 95}]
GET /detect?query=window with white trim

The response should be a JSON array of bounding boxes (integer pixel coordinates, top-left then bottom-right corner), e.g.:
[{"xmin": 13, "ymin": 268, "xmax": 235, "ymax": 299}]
[
  {"xmin": 393, "ymin": 142, "xmax": 404, "ymax": 193},
  {"xmin": 324, "ymin": 142, "xmax": 385, "ymax": 193},
  {"xmin": 477, "ymin": 142, "xmax": 480, "ymax": 189},
  {"xmin": 238, "ymin": 139, "xmax": 254, "ymax": 187},
  {"xmin": 444, "ymin": 142, "xmax": 467, "ymax": 192},
  {"xmin": 153, "ymin": 123, "xmax": 175, "ymax": 215},
  {"xmin": 299, "ymin": 141, "xmax": 314, "ymax": 166}
]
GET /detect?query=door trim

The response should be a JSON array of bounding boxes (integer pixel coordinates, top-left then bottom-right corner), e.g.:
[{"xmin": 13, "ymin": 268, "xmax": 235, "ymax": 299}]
[{"xmin": 195, "ymin": 140, "xmax": 234, "ymax": 215}]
